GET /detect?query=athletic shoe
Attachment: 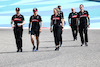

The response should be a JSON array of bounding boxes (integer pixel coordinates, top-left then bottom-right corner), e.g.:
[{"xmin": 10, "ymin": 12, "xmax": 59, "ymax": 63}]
[
  {"xmin": 35, "ymin": 48, "xmax": 38, "ymax": 51},
  {"xmin": 20, "ymin": 48, "xmax": 23, "ymax": 52},
  {"xmin": 55, "ymin": 47, "xmax": 59, "ymax": 51},
  {"xmin": 17, "ymin": 49, "xmax": 19, "ymax": 52},
  {"xmin": 81, "ymin": 43, "xmax": 84, "ymax": 46},
  {"xmin": 32, "ymin": 46, "xmax": 35, "ymax": 51}
]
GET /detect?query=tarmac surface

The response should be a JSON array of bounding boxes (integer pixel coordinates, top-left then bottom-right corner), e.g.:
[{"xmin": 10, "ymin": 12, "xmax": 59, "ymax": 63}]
[{"xmin": 0, "ymin": 29, "xmax": 100, "ymax": 67}]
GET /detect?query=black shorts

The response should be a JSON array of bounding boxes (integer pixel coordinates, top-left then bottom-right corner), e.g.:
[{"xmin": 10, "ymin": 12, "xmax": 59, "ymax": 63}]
[{"xmin": 31, "ymin": 29, "xmax": 40, "ymax": 36}]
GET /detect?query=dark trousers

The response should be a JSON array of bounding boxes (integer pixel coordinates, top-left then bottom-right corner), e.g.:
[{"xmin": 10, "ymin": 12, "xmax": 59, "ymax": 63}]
[
  {"xmin": 53, "ymin": 26, "xmax": 62, "ymax": 46},
  {"xmin": 79, "ymin": 25, "xmax": 88, "ymax": 44},
  {"xmin": 13, "ymin": 27, "xmax": 23, "ymax": 49},
  {"xmin": 71, "ymin": 26, "xmax": 77, "ymax": 40},
  {"xmin": 60, "ymin": 31, "xmax": 62, "ymax": 44}
]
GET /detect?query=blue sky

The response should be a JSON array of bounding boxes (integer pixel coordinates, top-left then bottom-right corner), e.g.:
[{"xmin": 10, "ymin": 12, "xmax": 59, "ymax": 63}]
[{"xmin": 0, "ymin": 0, "xmax": 100, "ymax": 28}]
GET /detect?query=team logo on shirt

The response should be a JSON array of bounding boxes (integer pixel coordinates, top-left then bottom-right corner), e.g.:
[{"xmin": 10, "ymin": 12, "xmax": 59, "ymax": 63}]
[
  {"xmin": 79, "ymin": 14, "xmax": 87, "ymax": 18},
  {"xmin": 71, "ymin": 15, "xmax": 77, "ymax": 18},
  {"xmin": 52, "ymin": 17, "xmax": 60, "ymax": 20},
  {"xmin": 75, "ymin": 13, "xmax": 77, "ymax": 14},
  {"xmin": 31, "ymin": 19, "xmax": 39, "ymax": 22},
  {"xmin": 14, "ymin": 18, "xmax": 22, "ymax": 21}
]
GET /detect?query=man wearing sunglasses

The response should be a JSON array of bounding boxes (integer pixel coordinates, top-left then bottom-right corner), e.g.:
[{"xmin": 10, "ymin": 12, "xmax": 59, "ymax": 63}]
[{"xmin": 29, "ymin": 8, "xmax": 42, "ymax": 51}]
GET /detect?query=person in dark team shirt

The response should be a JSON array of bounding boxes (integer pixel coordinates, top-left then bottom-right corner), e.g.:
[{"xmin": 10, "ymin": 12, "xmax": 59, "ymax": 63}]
[
  {"xmin": 58, "ymin": 5, "xmax": 64, "ymax": 19},
  {"xmin": 50, "ymin": 8, "xmax": 64, "ymax": 51},
  {"xmin": 78, "ymin": 4, "xmax": 90, "ymax": 46},
  {"xmin": 57, "ymin": 5, "xmax": 64, "ymax": 47},
  {"xmin": 11, "ymin": 8, "xmax": 25, "ymax": 52},
  {"xmin": 68, "ymin": 8, "xmax": 78, "ymax": 41},
  {"xmin": 28, "ymin": 8, "xmax": 42, "ymax": 51}
]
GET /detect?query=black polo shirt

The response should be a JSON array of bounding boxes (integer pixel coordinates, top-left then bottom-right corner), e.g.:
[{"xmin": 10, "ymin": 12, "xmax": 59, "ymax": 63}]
[
  {"xmin": 12, "ymin": 14, "xmax": 24, "ymax": 28},
  {"xmin": 78, "ymin": 10, "xmax": 89, "ymax": 26},
  {"xmin": 68, "ymin": 12, "xmax": 78, "ymax": 26},
  {"xmin": 30, "ymin": 15, "xmax": 42, "ymax": 30},
  {"xmin": 51, "ymin": 14, "xmax": 62, "ymax": 27}
]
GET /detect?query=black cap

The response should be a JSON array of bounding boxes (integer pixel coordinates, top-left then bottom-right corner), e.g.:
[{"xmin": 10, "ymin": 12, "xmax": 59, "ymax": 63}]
[
  {"xmin": 16, "ymin": 8, "xmax": 20, "ymax": 11},
  {"xmin": 33, "ymin": 8, "xmax": 38, "ymax": 12}
]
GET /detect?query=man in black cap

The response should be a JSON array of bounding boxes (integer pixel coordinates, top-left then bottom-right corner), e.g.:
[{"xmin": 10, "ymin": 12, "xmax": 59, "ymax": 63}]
[
  {"xmin": 11, "ymin": 7, "xmax": 25, "ymax": 52},
  {"xmin": 58, "ymin": 5, "xmax": 64, "ymax": 47},
  {"xmin": 29, "ymin": 8, "xmax": 42, "ymax": 51},
  {"xmin": 78, "ymin": 4, "xmax": 90, "ymax": 46}
]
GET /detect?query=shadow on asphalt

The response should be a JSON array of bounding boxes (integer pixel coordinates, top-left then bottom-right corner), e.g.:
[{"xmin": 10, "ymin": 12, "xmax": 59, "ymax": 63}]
[
  {"xmin": 0, "ymin": 39, "xmax": 80, "ymax": 54},
  {"xmin": 0, "ymin": 50, "xmax": 55, "ymax": 54},
  {"xmin": 40, "ymin": 39, "xmax": 73, "ymax": 43}
]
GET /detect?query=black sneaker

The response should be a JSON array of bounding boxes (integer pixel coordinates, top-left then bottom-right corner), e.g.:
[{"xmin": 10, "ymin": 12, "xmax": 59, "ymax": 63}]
[
  {"xmin": 35, "ymin": 48, "xmax": 38, "ymax": 51},
  {"xmin": 17, "ymin": 49, "xmax": 19, "ymax": 52},
  {"xmin": 55, "ymin": 47, "xmax": 59, "ymax": 51},
  {"xmin": 32, "ymin": 46, "xmax": 35, "ymax": 51},
  {"xmin": 20, "ymin": 48, "xmax": 23, "ymax": 52},
  {"xmin": 74, "ymin": 37, "xmax": 77, "ymax": 41},
  {"xmin": 81, "ymin": 43, "xmax": 84, "ymax": 46}
]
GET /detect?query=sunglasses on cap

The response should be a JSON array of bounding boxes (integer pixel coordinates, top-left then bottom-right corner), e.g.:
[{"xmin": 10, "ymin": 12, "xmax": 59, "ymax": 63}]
[
  {"xmin": 33, "ymin": 10, "xmax": 37, "ymax": 12},
  {"xmin": 16, "ymin": 8, "xmax": 20, "ymax": 11},
  {"xmin": 33, "ymin": 8, "xmax": 38, "ymax": 12}
]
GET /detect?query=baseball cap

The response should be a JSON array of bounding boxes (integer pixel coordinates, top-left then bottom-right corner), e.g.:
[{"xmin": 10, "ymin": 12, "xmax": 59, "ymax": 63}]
[
  {"xmin": 33, "ymin": 8, "xmax": 38, "ymax": 12},
  {"xmin": 16, "ymin": 8, "xmax": 20, "ymax": 11}
]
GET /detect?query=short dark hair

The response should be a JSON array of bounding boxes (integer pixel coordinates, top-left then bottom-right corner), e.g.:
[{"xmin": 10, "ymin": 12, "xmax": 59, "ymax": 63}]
[
  {"xmin": 58, "ymin": 5, "xmax": 61, "ymax": 10},
  {"xmin": 58, "ymin": 5, "xmax": 61, "ymax": 8},
  {"xmin": 80, "ymin": 4, "xmax": 84, "ymax": 7}
]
